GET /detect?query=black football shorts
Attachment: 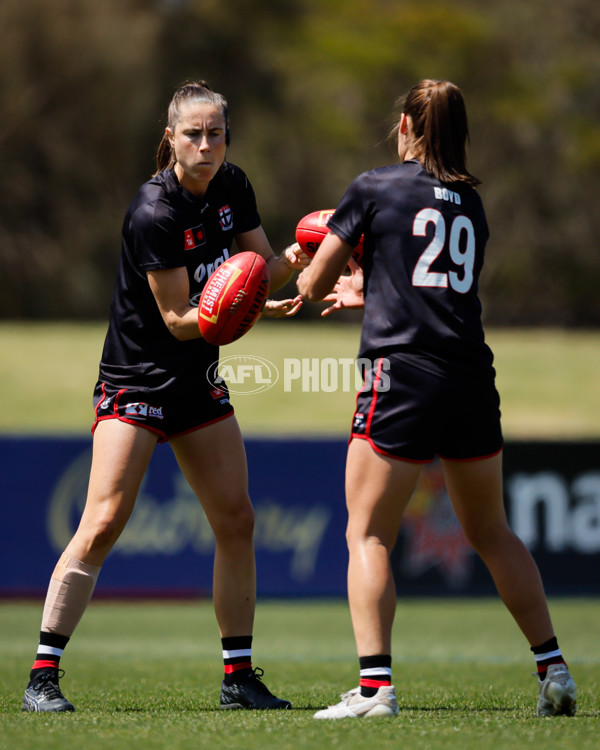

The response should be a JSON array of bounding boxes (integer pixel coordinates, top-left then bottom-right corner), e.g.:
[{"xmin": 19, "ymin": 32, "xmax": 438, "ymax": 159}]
[
  {"xmin": 92, "ymin": 380, "xmax": 234, "ymax": 443},
  {"xmin": 351, "ymin": 353, "xmax": 503, "ymax": 462}
]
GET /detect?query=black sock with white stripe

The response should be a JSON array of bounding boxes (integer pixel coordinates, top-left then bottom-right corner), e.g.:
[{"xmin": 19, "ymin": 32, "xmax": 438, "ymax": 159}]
[
  {"xmin": 531, "ymin": 637, "xmax": 566, "ymax": 682},
  {"xmin": 222, "ymin": 636, "xmax": 253, "ymax": 686},
  {"xmin": 30, "ymin": 631, "xmax": 70, "ymax": 678},
  {"xmin": 359, "ymin": 654, "xmax": 392, "ymax": 698}
]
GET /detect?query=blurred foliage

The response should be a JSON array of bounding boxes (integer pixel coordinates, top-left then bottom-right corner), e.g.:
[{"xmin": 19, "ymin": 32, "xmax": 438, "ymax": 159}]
[{"xmin": 1, "ymin": 0, "xmax": 599, "ymax": 324}]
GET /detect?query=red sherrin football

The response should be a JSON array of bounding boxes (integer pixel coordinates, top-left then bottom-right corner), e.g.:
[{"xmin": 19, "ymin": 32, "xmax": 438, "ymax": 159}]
[
  {"xmin": 198, "ymin": 252, "xmax": 270, "ymax": 346},
  {"xmin": 295, "ymin": 209, "xmax": 364, "ymax": 266}
]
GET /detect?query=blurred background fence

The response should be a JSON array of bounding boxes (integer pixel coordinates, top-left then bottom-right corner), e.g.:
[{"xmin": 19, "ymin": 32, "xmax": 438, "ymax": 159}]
[{"xmin": 1, "ymin": 436, "xmax": 599, "ymax": 598}]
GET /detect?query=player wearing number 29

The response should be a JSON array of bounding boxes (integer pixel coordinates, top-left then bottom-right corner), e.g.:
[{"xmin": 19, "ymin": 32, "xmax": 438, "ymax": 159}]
[
  {"xmin": 298, "ymin": 79, "xmax": 576, "ymax": 719},
  {"xmin": 21, "ymin": 81, "xmax": 306, "ymax": 714}
]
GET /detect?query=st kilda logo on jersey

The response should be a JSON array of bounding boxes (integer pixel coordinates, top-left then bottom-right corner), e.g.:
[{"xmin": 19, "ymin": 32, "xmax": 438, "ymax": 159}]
[
  {"xmin": 218, "ymin": 205, "xmax": 233, "ymax": 231},
  {"xmin": 184, "ymin": 224, "xmax": 206, "ymax": 251}
]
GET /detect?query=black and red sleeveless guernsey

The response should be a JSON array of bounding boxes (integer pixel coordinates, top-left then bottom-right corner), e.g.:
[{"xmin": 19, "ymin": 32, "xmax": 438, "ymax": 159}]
[
  {"xmin": 328, "ymin": 159, "xmax": 494, "ymax": 376},
  {"xmin": 98, "ymin": 163, "xmax": 260, "ymax": 392}
]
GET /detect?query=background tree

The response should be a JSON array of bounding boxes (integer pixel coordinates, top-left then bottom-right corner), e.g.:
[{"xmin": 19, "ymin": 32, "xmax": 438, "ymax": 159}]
[{"xmin": 1, "ymin": 0, "xmax": 599, "ymax": 324}]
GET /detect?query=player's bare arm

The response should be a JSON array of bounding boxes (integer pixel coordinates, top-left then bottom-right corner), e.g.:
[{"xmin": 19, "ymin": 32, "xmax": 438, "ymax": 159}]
[
  {"xmin": 297, "ymin": 231, "xmax": 354, "ymax": 301},
  {"xmin": 147, "ymin": 267, "xmax": 202, "ymax": 341},
  {"xmin": 235, "ymin": 228, "xmax": 309, "ymax": 292}
]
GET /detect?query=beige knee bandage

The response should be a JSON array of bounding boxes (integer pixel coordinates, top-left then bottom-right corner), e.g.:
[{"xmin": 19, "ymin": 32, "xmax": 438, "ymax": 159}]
[{"xmin": 41, "ymin": 555, "xmax": 101, "ymax": 636}]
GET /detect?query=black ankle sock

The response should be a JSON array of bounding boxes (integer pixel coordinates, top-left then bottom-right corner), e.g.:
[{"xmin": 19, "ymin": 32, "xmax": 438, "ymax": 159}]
[
  {"xmin": 359, "ymin": 655, "xmax": 392, "ymax": 698},
  {"xmin": 30, "ymin": 632, "xmax": 70, "ymax": 679},
  {"xmin": 222, "ymin": 636, "xmax": 253, "ymax": 685},
  {"xmin": 531, "ymin": 637, "xmax": 565, "ymax": 681}
]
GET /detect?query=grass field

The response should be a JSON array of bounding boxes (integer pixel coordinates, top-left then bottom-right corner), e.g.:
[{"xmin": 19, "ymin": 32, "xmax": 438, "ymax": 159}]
[
  {"xmin": 1, "ymin": 321, "xmax": 599, "ymax": 438},
  {"xmin": 1, "ymin": 323, "xmax": 598, "ymax": 747},
  {"xmin": 1, "ymin": 599, "xmax": 599, "ymax": 750}
]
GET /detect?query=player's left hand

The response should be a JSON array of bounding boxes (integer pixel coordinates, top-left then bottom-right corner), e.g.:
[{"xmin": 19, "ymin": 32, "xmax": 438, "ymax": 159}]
[
  {"xmin": 282, "ymin": 243, "xmax": 311, "ymax": 270},
  {"xmin": 262, "ymin": 294, "xmax": 303, "ymax": 318},
  {"xmin": 321, "ymin": 259, "xmax": 364, "ymax": 317}
]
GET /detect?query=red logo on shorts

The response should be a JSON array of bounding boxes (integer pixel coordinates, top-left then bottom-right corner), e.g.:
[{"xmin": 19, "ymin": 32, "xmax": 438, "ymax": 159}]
[{"xmin": 125, "ymin": 402, "xmax": 148, "ymax": 417}]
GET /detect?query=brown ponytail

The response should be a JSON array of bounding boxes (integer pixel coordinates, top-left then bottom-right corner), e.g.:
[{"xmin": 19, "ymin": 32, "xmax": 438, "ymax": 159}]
[
  {"xmin": 155, "ymin": 131, "xmax": 175, "ymax": 175},
  {"xmin": 396, "ymin": 79, "xmax": 480, "ymax": 187}
]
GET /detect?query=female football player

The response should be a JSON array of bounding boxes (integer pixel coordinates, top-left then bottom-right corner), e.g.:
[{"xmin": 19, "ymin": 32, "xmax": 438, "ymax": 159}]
[
  {"xmin": 22, "ymin": 81, "xmax": 306, "ymax": 713},
  {"xmin": 298, "ymin": 79, "xmax": 576, "ymax": 719}
]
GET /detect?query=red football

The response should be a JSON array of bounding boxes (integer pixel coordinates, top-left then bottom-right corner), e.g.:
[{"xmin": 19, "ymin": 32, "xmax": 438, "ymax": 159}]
[
  {"xmin": 198, "ymin": 252, "xmax": 270, "ymax": 346},
  {"xmin": 295, "ymin": 209, "xmax": 364, "ymax": 266}
]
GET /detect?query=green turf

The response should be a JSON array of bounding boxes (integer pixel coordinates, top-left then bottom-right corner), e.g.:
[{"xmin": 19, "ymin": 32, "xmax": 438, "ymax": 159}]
[
  {"xmin": 1, "ymin": 321, "xmax": 599, "ymax": 438},
  {"xmin": 1, "ymin": 599, "xmax": 599, "ymax": 749}
]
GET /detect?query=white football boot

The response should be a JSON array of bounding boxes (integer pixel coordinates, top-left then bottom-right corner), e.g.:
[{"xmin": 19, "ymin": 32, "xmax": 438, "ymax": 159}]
[
  {"xmin": 314, "ymin": 685, "xmax": 398, "ymax": 719},
  {"xmin": 536, "ymin": 664, "xmax": 577, "ymax": 717}
]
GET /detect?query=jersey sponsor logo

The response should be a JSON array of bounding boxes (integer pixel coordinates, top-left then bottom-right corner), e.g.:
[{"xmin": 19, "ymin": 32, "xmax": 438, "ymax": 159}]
[
  {"xmin": 218, "ymin": 205, "xmax": 233, "ymax": 231},
  {"xmin": 124, "ymin": 402, "xmax": 164, "ymax": 419},
  {"xmin": 184, "ymin": 224, "xmax": 206, "ymax": 250},
  {"xmin": 190, "ymin": 247, "xmax": 231, "ymax": 305}
]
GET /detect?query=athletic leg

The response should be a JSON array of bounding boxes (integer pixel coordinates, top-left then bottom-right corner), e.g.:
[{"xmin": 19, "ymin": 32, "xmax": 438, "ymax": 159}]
[
  {"xmin": 345, "ymin": 439, "xmax": 422, "ymax": 656},
  {"xmin": 23, "ymin": 420, "xmax": 157, "ymax": 712},
  {"xmin": 42, "ymin": 419, "xmax": 156, "ymax": 636},
  {"xmin": 441, "ymin": 452, "xmax": 554, "ymax": 646},
  {"xmin": 170, "ymin": 416, "xmax": 290, "ymax": 709},
  {"xmin": 64, "ymin": 420, "xmax": 158, "ymax": 565},
  {"xmin": 314, "ymin": 439, "xmax": 421, "ymax": 719},
  {"xmin": 170, "ymin": 416, "xmax": 255, "ymax": 638},
  {"xmin": 442, "ymin": 452, "xmax": 576, "ymax": 716}
]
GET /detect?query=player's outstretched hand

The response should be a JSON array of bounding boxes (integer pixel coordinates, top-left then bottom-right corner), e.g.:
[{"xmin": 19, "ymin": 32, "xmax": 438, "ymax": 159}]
[
  {"xmin": 321, "ymin": 259, "xmax": 364, "ymax": 317},
  {"xmin": 262, "ymin": 295, "xmax": 303, "ymax": 318},
  {"xmin": 282, "ymin": 243, "xmax": 311, "ymax": 270}
]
